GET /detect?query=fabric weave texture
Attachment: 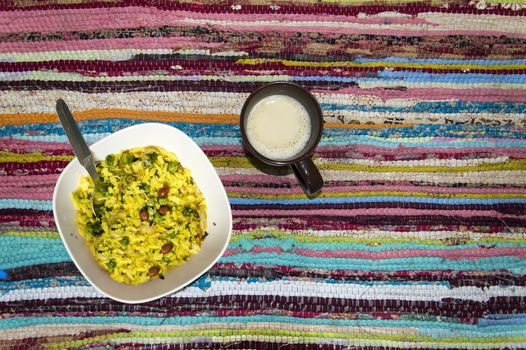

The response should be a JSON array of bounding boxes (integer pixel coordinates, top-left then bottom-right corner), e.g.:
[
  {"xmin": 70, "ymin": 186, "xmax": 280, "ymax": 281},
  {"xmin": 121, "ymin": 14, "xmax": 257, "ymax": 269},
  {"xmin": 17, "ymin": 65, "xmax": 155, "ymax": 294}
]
[{"xmin": 1, "ymin": 0, "xmax": 526, "ymax": 349}]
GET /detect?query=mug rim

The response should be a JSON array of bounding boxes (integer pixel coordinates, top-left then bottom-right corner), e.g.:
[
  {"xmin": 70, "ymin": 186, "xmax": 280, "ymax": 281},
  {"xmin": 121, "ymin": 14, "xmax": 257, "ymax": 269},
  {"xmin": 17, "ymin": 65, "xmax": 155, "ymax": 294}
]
[{"xmin": 239, "ymin": 82, "xmax": 324, "ymax": 166}]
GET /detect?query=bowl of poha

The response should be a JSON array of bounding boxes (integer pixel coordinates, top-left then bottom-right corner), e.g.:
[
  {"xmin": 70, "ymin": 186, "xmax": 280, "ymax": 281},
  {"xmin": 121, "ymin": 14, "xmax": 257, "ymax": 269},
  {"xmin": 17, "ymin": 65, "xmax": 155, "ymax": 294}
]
[{"xmin": 53, "ymin": 123, "xmax": 232, "ymax": 303}]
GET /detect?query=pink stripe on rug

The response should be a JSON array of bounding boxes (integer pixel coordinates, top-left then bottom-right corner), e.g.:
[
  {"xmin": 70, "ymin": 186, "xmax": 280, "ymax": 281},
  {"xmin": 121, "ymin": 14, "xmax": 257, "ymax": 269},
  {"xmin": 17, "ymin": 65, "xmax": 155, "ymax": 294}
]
[
  {"xmin": 225, "ymin": 184, "xmax": 526, "ymax": 195},
  {"xmin": 0, "ymin": 174, "xmax": 59, "ymax": 186},
  {"xmin": 432, "ymin": 137, "xmax": 526, "ymax": 144},
  {"xmin": 7, "ymin": 140, "xmax": 526, "ymax": 158},
  {"xmin": 9, "ymin": 180, "xmax": 523, "ymax": 199},
  {"xmin": 22, "ymin": 179, "xmax": 525, "ymax": 203},
  {"xmin": 203, "ymin": 144, "xmax": 526, "ymax": 158},
  {"xmin": 1, "ymin": 7, "xmax": 523, "ymax": 38},
  {"xmin": 348, "ymin": 145, "xmax": 526, "ymax": 157},
  {"xmin": 1, "ymin": 139, "xmax": 70, "ymax": 152},
  {"xmin": 430, "ymin": 136, "xmax": 523, "ymax": 145},
  {"xmin": 6, "ymin": 139, "xmax": 526, "ymax": 159},
  {"xmin": 314, "ymin": 87, "xmax": 526, "ymax": 103},
  {"xmin": 173, "ymin": 10, "xmax": 429, "ymax": 25},
  {"xmin": 221, "ymin": 174, "xmax": 297, "ymax": 185},
  {"xmin": 232, "ymin": 208, "xmax": 526, "ymax": 219},
  {"xmin": 0, "ymin": 6, "xmax": 443, "ymax": 34},
  {"xmin": 249, "ymin": 247, "xmax": 284, "ymax": 254},
  {"xmin": 0, "ymin": 187, "xmax": 53, "ymax": 200},
  {"xmin": 0, "ymin": 6, "xmax": 174, "ymax": 34},
  {"xmin": 221, "ymin": 249, "xmax": 240, "ymax": 257},
  {"xmin": 293, "ymin": 247, "xmax": 526, "ymax": 261}
]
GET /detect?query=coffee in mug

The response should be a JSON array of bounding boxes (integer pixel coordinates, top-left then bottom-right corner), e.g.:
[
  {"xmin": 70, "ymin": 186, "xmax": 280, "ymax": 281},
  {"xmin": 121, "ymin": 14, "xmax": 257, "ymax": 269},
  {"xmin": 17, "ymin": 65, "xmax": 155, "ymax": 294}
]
[
  {"xmin": 240, "ymin": 82, "xmax": 324, "ymax": 195},
  {"xmin": 245, "ymin": 95, "xmax": 311, "ymax": 161}
]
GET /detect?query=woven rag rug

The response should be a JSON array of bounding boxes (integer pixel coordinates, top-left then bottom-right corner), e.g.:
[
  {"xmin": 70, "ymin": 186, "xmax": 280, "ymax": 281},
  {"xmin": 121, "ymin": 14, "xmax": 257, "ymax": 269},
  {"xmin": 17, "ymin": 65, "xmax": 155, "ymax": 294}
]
[{"xmin": 1, "ymin": 0, "xmax": 526, "ymax": 349}]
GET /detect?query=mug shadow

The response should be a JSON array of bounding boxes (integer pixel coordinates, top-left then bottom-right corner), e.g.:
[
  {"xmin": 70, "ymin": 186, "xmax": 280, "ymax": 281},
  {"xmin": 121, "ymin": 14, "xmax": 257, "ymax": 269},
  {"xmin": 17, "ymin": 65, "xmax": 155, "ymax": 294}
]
[
  {"xmin": 246, "ymin": 155, "xmax": 292, "ymax": 176},
  {"xmin": 245, "ymin": 153, "xmax": 322, "ymax": 199}
]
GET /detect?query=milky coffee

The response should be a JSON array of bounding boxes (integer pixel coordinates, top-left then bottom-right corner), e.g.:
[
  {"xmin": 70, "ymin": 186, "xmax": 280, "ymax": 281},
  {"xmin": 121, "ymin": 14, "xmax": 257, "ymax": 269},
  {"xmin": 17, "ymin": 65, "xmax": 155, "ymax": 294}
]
[{"xmin": 246, "ymin": 95, "xmax": 311, "ymax": 161}]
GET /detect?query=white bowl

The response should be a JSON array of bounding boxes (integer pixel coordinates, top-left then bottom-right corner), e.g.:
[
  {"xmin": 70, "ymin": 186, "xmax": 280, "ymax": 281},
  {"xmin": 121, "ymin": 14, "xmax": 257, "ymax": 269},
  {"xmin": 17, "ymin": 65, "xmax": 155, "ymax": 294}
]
[{"xmin": 53, "ymin": 123, "xmax": 232, "ymax": 303}]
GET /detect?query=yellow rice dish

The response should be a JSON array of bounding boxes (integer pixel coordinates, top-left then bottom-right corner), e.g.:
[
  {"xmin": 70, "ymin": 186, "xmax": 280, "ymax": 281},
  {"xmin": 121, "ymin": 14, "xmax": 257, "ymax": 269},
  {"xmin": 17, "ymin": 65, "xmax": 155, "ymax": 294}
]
[{"xmin": 72, "ymin": 146, "xmax": 207, "ymax": 285}]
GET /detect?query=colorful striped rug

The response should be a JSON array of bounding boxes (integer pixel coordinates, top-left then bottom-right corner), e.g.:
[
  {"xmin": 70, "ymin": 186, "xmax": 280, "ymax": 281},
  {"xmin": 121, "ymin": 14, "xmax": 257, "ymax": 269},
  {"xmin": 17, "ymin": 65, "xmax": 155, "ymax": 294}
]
[{"xmin": 1, "ymin": 0, "xmax": 526, "ymax": 349}]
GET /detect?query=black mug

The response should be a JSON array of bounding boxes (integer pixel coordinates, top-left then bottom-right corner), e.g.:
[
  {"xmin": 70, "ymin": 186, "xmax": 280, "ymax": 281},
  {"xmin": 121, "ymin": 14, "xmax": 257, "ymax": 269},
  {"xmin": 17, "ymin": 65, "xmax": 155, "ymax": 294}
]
[{"xmin": 240, "ymin": 82, "xmax": 324, "ymax": 195}]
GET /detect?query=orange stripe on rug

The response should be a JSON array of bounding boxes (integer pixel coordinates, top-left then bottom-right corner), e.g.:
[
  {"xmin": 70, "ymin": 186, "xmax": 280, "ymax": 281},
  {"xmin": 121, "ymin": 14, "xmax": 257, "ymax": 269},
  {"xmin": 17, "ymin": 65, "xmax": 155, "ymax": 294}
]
[{"xmin": 0, "ymin": 109, "xmax": 414, "ymax": 129}]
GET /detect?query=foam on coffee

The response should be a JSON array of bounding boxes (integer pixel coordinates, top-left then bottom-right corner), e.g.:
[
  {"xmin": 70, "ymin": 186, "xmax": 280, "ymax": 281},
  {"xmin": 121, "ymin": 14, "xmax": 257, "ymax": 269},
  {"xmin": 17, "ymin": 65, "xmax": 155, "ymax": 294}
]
[{"xmin": 246, "ymin": 94, "xmax": 311, "ymax": 160}]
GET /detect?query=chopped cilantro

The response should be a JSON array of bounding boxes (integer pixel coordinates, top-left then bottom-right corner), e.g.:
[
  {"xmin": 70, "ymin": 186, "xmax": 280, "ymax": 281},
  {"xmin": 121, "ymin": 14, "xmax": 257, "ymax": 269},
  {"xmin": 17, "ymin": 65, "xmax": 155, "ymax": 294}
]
[
  {"xmin": 147, "ymin": 152, "xmax": 158, "ymax": 163},
  {"xmin": 153, "ymin": 212, "xmax": 164, "ymax": 223},
  {"xmin": 106, "ymin": 260, "xmax": 116, "ymax": 270},
  {"xmin": 182, "ymin": 207, "xmax": 199, "ymax": 220},
  {"xmin": 167, "ymin": 161, "xmax": 181, "ymax": 173},
  {"xmin": 105, "ymin": 154, "xmax": 115, "ymax": 171},
  {"xmin": 147, "ymin": 207, "xmax": 155, "ymax": 216},
  {"xmin": 87, "ymin": 222, "xmax": 103, "ymax": 237},
  {"xmin": 120, "ymin": 152, "xmax": 133, "ymax": 165},
  {"xmin": 120, "ymin": 236, "xmax": 130, "ymax": 246},
  {"xmin": 139, "ymin": 183, "xmax": 150, "ymax": 193}
]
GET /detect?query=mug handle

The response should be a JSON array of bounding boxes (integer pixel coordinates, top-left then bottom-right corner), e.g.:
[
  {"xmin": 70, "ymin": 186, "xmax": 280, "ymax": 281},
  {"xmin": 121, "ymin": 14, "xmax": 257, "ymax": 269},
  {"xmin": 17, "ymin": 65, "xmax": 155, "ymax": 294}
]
[{"xmin": 291, "ymin": 158, "xmax": 324, "ymax": 195}]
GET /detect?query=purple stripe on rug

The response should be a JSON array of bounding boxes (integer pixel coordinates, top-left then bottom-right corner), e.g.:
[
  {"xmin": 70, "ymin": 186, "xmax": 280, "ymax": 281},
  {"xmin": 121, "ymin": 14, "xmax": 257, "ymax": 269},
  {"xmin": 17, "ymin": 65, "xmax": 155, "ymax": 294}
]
[
  {"xmin": 1, "ymin": 296, "xmax": 524, "ymax": 318},
  {"xmin": 230, "ymin": 202, "xmax": 526, "ymax": 215},
  {"xmin": 232, "ymin": 218, "xmax": 520, "ymax": 232},
  {"xmin": 4, "ymin": 209, "xmax": 525, "ymax": 229},
  {"xmin": 5, "ymin": 262, "xmax": 525, "ymax": 288},
  {"xmin": 0, "ymin": 1, "xmax": 525, "ymax": 17},
  {"xmin": 2, "ymin": 209, "xmax": 519, "ymax": 232},
  {"xmin": 0, "ymin": 161, "xmax": 68, "ymax": 176},
  {"xmin": 0, "ymin": 80, "xmax": 355, "ymax": 93},
  {"xmin": 2, "ymin": 59, "xmax": 526, "ymax": 76}
]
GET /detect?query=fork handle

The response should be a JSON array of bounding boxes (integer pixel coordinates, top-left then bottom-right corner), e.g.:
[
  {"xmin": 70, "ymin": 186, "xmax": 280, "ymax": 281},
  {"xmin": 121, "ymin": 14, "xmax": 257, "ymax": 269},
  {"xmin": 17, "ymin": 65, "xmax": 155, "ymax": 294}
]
[{"xmin": 56, "ymin": 99, "xmax": 99, "ymax": 183}]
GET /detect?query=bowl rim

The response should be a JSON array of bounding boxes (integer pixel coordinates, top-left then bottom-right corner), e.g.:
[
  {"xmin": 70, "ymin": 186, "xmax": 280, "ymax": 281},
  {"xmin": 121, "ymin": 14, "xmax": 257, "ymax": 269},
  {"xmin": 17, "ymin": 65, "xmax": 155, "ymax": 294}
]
[{"xmin": 52, "ymin": 122, "xmax": 233, "ymax": 303}]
